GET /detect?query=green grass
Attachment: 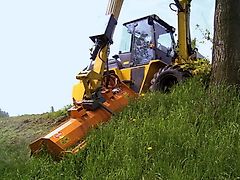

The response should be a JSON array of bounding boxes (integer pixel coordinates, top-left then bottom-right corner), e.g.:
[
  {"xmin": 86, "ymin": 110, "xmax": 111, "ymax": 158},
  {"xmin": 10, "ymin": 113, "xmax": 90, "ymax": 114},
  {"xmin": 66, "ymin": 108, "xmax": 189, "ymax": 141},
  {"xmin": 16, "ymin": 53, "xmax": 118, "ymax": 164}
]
[{"xmin": 1, "ymin": 78, "xmax": 240, "ymax": 179}]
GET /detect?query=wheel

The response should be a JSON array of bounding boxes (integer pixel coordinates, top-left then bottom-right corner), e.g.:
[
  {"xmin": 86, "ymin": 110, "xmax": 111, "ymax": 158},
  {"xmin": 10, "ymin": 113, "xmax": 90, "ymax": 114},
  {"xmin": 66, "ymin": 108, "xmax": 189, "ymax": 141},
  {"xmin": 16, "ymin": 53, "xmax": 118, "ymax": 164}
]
[{"xmin": 150, "ymin": 65, "xmax": 192, "ymax": 92}]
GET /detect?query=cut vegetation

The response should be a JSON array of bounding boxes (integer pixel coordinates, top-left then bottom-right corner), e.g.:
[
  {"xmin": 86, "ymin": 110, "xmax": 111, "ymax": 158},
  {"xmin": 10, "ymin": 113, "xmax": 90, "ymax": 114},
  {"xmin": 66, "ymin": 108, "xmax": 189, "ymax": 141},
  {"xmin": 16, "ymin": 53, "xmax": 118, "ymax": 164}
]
[{"xmin": 1, "ymin": 78, "xmax": 240, "ymax": 179}]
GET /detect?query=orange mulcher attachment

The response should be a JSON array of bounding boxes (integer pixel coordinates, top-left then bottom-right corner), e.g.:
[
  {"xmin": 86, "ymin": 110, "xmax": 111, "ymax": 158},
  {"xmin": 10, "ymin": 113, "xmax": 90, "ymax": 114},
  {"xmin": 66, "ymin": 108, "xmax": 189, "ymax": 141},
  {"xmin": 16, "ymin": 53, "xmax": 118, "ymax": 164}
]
[{"xmin": 29, "ymin": 75, "xmax": 137, "ymax": 158}]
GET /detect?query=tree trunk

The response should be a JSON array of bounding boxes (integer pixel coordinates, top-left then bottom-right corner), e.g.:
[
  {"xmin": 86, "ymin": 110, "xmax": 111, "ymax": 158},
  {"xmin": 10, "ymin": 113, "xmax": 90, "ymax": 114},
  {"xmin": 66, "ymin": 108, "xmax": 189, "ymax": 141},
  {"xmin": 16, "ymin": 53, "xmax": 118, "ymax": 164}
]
[{"xmin": 211, "ymin": 0, "xmax": 240, "ymax": 85}]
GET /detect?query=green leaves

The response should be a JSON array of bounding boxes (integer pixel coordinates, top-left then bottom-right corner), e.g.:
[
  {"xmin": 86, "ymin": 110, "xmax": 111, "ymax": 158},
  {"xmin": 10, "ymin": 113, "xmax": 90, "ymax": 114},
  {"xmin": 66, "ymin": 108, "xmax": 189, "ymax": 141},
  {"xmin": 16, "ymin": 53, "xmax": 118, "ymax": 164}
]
[
  {"xmin": 0, "ymin": 108, "xmax": 9, "ymax": 118},
  {"xmin": 180, "ymin": 58, "xmax": 211, "ymax": 76}
]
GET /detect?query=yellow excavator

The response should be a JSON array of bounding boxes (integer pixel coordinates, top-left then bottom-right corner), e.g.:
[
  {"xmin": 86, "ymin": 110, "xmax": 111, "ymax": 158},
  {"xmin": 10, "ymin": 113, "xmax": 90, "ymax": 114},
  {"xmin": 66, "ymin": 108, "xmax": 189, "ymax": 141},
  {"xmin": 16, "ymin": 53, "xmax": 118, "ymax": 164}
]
[{"xmin": 30, "ymin": 0, "xmax": 196, "ymax": 158}]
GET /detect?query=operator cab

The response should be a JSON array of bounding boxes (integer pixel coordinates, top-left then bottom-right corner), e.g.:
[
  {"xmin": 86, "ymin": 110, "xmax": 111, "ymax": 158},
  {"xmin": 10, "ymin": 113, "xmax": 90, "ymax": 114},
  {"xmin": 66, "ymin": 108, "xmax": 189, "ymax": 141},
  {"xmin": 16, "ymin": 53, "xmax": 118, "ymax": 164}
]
[{"xmin": 118, "ymin": 14, "xmax": 176, "ymax": 67}]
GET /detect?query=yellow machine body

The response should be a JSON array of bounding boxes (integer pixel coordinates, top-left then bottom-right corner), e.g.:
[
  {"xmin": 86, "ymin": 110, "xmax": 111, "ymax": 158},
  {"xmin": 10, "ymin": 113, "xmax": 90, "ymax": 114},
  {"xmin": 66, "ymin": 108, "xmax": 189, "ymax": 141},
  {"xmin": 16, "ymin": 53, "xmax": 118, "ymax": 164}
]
[
  {"xmin": 30, "ymin": 0, "xmax": 194, "ymax": 158},
  {"xmin": 112, "ymin": 60, "xmax": 166, "ymax": 93},
  {"xmin": 72, "ymin": 60, "xmax": 166, "ymax": 101}
]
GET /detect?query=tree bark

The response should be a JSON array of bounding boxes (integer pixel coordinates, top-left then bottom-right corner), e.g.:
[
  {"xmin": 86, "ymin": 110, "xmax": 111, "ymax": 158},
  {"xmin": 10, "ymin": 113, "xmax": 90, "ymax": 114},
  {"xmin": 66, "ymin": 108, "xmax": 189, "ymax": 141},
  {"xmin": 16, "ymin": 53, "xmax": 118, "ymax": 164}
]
[{"xmin": 211, "ymin": 0, "xmax": 240, "ymax": 85}]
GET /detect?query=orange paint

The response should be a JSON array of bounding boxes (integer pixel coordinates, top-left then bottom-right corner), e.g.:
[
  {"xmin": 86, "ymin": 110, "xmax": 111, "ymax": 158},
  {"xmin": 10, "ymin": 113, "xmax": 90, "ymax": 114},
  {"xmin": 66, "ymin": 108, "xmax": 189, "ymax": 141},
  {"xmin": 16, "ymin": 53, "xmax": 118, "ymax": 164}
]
[{"xmin": 29, "ymin": 82, "xmax": 137, "ymax": 158}]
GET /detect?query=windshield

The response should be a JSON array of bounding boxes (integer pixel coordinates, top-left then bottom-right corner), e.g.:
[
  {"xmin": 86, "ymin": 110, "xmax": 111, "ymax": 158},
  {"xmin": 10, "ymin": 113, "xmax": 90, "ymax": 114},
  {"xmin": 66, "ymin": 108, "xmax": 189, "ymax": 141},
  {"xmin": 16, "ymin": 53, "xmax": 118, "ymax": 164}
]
[
  {"xmin": 119, "ymin": 16, "xmax": 175, "ymax": 66},
  {"xmin": 119, "ymin": 26, "xmax": 132, "ymax": 53},
  {"xmin": 154, "ymin": 21, "xmax": 175, "ymax": 56},
  {"xmin": 126, "ymin": 18, "xmax": 154, "ymax": 65}
]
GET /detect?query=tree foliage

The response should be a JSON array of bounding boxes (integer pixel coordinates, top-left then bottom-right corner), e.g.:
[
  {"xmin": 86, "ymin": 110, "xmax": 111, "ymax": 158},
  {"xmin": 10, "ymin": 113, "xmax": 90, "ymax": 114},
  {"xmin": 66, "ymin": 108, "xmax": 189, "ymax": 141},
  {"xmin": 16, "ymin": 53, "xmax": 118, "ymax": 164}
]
[{"xmin": 0, "ymin": 108, "xmax": 9, "ymax": 118}]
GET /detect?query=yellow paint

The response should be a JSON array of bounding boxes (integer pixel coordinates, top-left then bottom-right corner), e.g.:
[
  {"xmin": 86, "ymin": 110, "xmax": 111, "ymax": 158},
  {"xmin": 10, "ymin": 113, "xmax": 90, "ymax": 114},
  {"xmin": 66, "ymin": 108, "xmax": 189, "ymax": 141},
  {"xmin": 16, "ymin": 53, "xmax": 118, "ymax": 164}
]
[
  {"xmin": 177, "ymin": 0, "xmax": 191, "ymax": 60},
  {"xmin": 111, "ymin": 68, "xmax": 122, "ymax": 80},
  {"xmin": 110, "ymin": 60, "xmax": 165, "ymax": 94},
  {"xmin": 139, "ymin": 60, "xmax": 166, "ymax": 93},
  {"xmin": 74, "ymin": 45, "xmax": 109, "ymax": 99},
  {"xmin": 120, "ymin": 68, "xmax": 131, "ymax": 80},
  {"xmin": 72, "ymin": 82, "xmax": 85, "ymax": 102},
  {"xmin": 93, "ymin": 46, "xmax": 108, "ymax": 75}
]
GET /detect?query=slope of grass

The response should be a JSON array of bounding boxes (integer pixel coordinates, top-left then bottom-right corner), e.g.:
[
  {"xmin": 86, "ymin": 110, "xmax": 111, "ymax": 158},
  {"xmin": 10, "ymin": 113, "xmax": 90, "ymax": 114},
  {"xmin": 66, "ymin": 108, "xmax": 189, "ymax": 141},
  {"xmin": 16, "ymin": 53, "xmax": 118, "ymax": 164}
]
[
  {"xmin": 1, "ymin": 78, "xmax": 240, "ymax": 179},
  {"xmin": 0, "ymin": 109, "xmax": 68, "ymax": 179}
]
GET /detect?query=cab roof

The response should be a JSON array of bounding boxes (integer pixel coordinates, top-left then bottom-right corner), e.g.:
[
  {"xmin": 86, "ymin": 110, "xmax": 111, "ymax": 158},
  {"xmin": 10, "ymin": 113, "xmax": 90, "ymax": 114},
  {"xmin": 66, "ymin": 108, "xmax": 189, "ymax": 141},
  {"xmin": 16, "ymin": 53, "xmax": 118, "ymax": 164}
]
[{"xmin": 123, "ymin": 14, "xmax": 175, "ymax": 33}]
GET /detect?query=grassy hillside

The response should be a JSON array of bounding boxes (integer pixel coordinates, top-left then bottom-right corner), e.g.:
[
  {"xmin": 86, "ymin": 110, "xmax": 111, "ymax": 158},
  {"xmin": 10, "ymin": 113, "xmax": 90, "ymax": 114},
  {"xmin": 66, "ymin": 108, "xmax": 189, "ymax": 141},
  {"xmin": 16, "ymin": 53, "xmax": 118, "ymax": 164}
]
[
  {"xmin": 0, "ymin": 109, "xmax": 68, "ymax": 179},
  {"xmin": 1, "ymin": 78, "xmax": 240, "ymax": 179}
]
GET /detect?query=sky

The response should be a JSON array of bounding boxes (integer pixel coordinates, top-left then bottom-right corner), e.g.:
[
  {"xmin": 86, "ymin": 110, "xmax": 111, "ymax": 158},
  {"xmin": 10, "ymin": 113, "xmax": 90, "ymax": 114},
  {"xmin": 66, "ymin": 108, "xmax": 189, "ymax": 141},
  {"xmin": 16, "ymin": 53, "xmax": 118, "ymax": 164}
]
[{"xmin": 0, "ymin": 0, "xmax": 215, "ymax": 116}]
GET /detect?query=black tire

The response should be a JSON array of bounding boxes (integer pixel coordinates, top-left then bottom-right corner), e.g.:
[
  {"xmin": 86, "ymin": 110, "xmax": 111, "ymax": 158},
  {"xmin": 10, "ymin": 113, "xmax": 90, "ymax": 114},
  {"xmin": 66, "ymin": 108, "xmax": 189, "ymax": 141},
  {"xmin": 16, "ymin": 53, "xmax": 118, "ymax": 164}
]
[{"xmin": 150, "ymin": 65, "xmax": 192, "ymax": 92}]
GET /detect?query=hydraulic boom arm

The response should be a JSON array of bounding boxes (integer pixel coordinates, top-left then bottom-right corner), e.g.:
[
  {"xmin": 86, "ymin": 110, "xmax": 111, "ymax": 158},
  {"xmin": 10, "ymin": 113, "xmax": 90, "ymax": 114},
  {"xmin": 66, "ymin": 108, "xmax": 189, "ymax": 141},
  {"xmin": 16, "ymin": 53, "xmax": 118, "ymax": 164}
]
[
  {"xmin": 173, "ymin": 0, "xmax": 192, "ymax": 60},
  {"xmin": 74, "ymin": 0, "xmax": 124, "ymax": 101}
]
